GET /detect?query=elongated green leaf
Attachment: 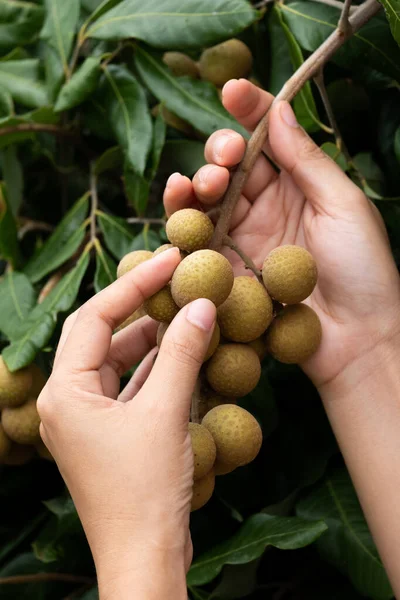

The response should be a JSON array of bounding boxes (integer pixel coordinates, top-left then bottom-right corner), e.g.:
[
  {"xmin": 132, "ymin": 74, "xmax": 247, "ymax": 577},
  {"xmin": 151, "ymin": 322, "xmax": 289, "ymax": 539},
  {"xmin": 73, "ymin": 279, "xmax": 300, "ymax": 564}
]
[
  {"xmin": 23, "ymin": 193, "xmax": 89, "ymax": 283},
  {"xmin": 275, "ymin": 6, "xmax": 319, "ymax": 133},
  {"xmin": 378, "ymin": 0, "xmax": 400, "ymax": 47},
  {"xmin": 82, "ymin": 0, "xmax": 122, "ymax": 24},
  {"xmin": 395, "ymin": 127, "xmax": 400, "ymax": 163},
  {"xmin": 321, "ymin": 142, "xmax": 348, "ymax": 171},
  {"xmin": 2, "ymin": 251, "xmax": 90, "ymax": 371},
  {"xmin": 0, "ymin": 146, "xmax": 23, "ymax": 215},
  {"xmin": 33, "ymin": 496, "xmax": 82, "ymax": 563},
  {"xmin": 267, "ymin": 5, "xmax": 294, "ymax": 96},
  {"xmin": 97, "ymin": 211, "xmax": 136, "ymax": 259},
  {"xmin": 87, "ymin": 0, "xmax": 258, "ymax": 49},
  {"xmin": 131, "ymin": 228, "xmax": 160, "ymax": 251},
  {"xmin": 40, "ymin": 0, "xmax": 80, "ymax": 76},
  {"xmin": 281, "ymin": 3, "xmax": 400, "ymax": 82},
  {"xmin": 0, "ymin": 59, "xmax": 48, "ymax": 108},
  {"xmin": 0, "ymin": 272, "xmax": 36, "ymax": 340},
  {"xmin": 54, "ymin": 56, "xmax": 102, "ymax": 112},
  {"xmin": 188, "ymin": 514, "xmax": 327, "ymax": 586},
  {"xmin": 0, "ymin": 0, "xmax": 44, "ymax": 49},
  {"xmin": 297, "ymin": 468, "xmax": 392, "ymax": 599},
  {"xmin": 0, "ymin": 106, "xmax": 58, "ymax": 149},
  {"xmin": 0, "ymin": 88, "xmax": 13, "ymax": 117},
  {"xmin": 94, "ymin": 243, "xmax": 116, "ymax": 293},
  {"xmin": 0, "ymin": 183, "xmax": 21, "ymax": 268},
  {"xmin": 94, "ymin": 146, "xmax": 123, "ymax": 175},
  {"xmin": 101, "ymin": 65, "xmax": 152, "ymax": 175},
  {"xmin": 161, "ymin": 140, "xmax": 206, "ymax": 176},
  {"xmin": 135, "ymin": 46, "xmax": 247, "ymax": 137}
]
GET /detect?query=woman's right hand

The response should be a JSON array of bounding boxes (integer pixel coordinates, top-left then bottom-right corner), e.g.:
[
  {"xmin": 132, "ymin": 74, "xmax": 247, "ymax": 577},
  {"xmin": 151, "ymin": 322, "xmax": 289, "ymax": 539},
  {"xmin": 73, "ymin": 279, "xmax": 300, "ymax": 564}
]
[{"xmin": 164, "ymin": 78, "xmax": 400, "ymax": 391}]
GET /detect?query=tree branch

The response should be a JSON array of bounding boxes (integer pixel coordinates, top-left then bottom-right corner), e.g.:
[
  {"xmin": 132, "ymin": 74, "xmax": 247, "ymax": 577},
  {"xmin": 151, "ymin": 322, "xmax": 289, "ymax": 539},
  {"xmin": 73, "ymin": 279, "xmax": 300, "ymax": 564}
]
[
  {"xmin": 0, "ymin": 124, "xmax": 77, "ymax": 139},
  {"xmin": 308, "ymin": 0, "xmax": 357, "ymax": 11},
  {"xmin": 338, "ymin": 0, "xmax": 353, "ymax": 34},
  {"xmin": 0, "ymin": 574, "xmax": 94, "ymax": 586},
  {"xmin": 210, "ymin": 0, "xmax": 381, "ymax": 251},
  {"xmin": 223, "ymin": 235, "xmax": 263, "ymax": 282},
  {"xmin": 126, "ymin": 217, "xmax": 166, "ymax": 226}
]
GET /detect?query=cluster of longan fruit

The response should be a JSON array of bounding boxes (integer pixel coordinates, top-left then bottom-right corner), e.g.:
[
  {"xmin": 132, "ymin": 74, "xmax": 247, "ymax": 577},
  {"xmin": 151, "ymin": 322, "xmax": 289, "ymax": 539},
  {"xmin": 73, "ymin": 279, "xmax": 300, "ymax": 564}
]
[
  {"xmin": 117, "ymin": 208, "xmax": 322, "ymax": 510},
  {"xmin": 0, "ymin": 359, "xmax": 52, "ymax": 465}
]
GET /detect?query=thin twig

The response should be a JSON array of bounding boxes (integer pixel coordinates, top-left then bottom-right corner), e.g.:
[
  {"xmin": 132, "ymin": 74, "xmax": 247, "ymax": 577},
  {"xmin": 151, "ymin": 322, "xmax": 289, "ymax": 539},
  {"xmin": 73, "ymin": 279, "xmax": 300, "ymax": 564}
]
[
  {"xmin": 210, "ymin": 0, "xmax": 381, "ymax": 251},
  {"xmin": 254, "ymin": 0, "xmax": 275, "ymax": 8},
  {"xmin": 0, "ymin": 573, "xmax": 94, "ymax": 585},
  {"xmin": 0, "ymin": 124, "xmax": 77, "ymax": 139},
  {"xmin": 308, "ymin": 0, "xmax": 357, "ymax": 12},
  {"xmin": 223, "ymin": 235, "xmax": 263, "ymax": 282},
  {"xmin": 90, "ymin": 165, "xmax": 99, "ymax": 243},
  {"xmin": 338, "ymin": 0, "xmax": 353, "ymax": 34},
  {"xmin": 102, "ymin": 42, "xmax": 125, "ymax": 68},
  {"xmin": 18, "ymin": 219, "xmax": 54, "ymax": 239},
  {"xmin": 126, "ymin": 217, "xmax": 166, "ymax": 226}
]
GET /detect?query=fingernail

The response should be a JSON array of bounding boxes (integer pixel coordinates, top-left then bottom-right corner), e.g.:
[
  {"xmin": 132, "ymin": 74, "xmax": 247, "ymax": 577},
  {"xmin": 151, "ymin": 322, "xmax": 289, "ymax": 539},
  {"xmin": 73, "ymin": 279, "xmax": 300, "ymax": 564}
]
[
  {"xmin": 166, "ymin": 172, "xmax": 181, "ymax": 188},
  {"xmin": 186, "ymin": 299, "xmax": 216, "ymax": 332},
  {"xmin": 214, "ymin": 134, "xmax": 236, "ymax": 161},
  {"xmin": 198, "ymin": 165, "xmax": 218, "ymax": 186},
  {"xmin": 280, "ymin": 101, "xmax": 299, "ymax": 128},
  {"xmin": 158, "ymin": 246, "xmax": 181, "ymax": 258}
]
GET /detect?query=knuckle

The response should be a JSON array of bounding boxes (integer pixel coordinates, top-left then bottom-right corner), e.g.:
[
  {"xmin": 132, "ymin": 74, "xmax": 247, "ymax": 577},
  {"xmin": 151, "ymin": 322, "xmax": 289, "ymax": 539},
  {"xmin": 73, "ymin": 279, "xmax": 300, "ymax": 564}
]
[
  {"xmin": 105, "ymin": 348, "xmax": 127, "ymax": 378},
  {"xmin": 298, "ymin": 137, "xmax": 327, "ymax": 164},
  {"xmin": 36, "ymin": 388, "xmax": 55, "ymax": 425},
  {"xmin": 163, "ymin": 337, "xmax": 203, "ymax": 368}
]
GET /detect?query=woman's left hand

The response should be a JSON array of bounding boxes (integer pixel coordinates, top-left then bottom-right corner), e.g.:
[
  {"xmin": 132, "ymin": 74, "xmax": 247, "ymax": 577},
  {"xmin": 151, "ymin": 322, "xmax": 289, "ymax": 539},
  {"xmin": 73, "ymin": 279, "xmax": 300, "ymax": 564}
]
[{"xmin": 37, "ymin": 247, "xmax": 216, "ymax": 600}]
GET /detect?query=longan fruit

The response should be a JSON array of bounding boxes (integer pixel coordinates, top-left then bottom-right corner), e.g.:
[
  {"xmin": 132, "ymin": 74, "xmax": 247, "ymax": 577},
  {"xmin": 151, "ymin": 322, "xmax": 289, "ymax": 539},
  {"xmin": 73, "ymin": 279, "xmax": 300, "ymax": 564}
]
[
  {"xmin": 189, "ymin": 423, "xmax": 216, "ymax": 480},
  {"xmin": 0, "ymin": 356, "xmax": 32, "ymax": 408},
  {"xmin": 166, "ymin": 209, "xmax": 214, "ymax": 253},
  {"xmin": 191, "ymin": 469, "xmax": 215, "ymax": 511},
  {"xmin": 262, "ymin": 245, "xmax": 317, "ymax": 304},
  {"xmin": 2, "ymin": 398, "xmax": 41, "ymax": 445},
  {"xmin": 206, "ymin": 344, "xmax": 261, "ymax": 397},
  {"xmin": 117, "ymin": 250, "xmax": 153, "ymax": 278}
]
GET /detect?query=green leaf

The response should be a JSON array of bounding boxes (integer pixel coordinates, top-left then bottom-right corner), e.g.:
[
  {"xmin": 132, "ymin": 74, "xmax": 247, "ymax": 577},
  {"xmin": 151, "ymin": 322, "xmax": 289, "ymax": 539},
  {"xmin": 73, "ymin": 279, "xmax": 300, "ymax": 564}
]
[
  {"xmin": 33, "ymin": 496, "xmax": 82, "ymax": 563},
  {"xmin": 188, "ymin": 514, "xmax": 327, "ymax": 586},
  {"xmin": 41, "ymin": 41, "xmax": 64, "ymax": 101},
  {"xmin": 102, "ymin": 64, "xmax": 153, "ymax": 175},
  {"xmin": 97, "ymin": 211, "xmax": 136, "ymax": 259},
  {"xmin": 0, "ymin": 0, "xmax": 45, "ymax": 49},
  {"xmin": 0, "ymin": 88, "xmax": 13, "ymax": 117},
  {"xmin": 353, "ymin": 152, "xmax": 386, "ymax": 197},
  {"xmin": 135, "ymin": 46, "xmax": 247, "ymax": 138},
  {"xmin": 2, "ymin": 250, "xmax": 90, "ymax": 371},
  {"xmin": 82, "ymin": 0, "xmax": 122, "ymax": 25},
  {"xmin": 267, "ymin": 5, "xmax": 294, "ymax": 96},
  {"xmin": 280, "ymin": 2, "xmax": 400, "ymax": 82},
  {"xmin": 0, "ymin": 106, "xmax": 58, "ymax": 149},
  {"xmin": 395, "ymin": 127, "xmax": 400, "ymax": 163},
  {"xmin": 297, "ymin": 467, "xmax": 392, "ymax": 599},
  {"xmin": 161, "ymin": 140, "xmax": 206, "ymax": 176},
  {"xmin": 23, "ymin": 193, "xmax": 89, "ymax": 283},
  {"xmin": 94, "ymin": 145, "xmax": 123, "ymax": 175},
  {"xmin": 79, "ymin": 589, "xmax": 99, "ymax": 600},
  {"xmin": 0, "ymin": 146, "xmax": 23, "ymax": 215},
  {"xmin": 131, "ymin": 228, "xmax": 160, "ymax": 251},
  {"xmin": 54, "ymin": 56, "xmax": 102, "ymax": 112},
  {"xmin": 149, "ymin": 111, "xmax": 167, "ymax": 180},
  {"xmin": 321, "ymin": 142, "xmax": 348, "ymax": 171},
  {"xmin": 0, "ymin": 272, "xmax": 36, "ymax": 341},
  {"xmin": 87, "ymin": 0, "xmax": 258, "ymax": 49},
  {"xmin": 378, "ymin": 0, "xmax": 400, "ymax": 48},
  {"xmin": 0, "ymin": 182, "xmax": 21, "ymax": 268},
  {"xmin": 94, "ymin": 242, "xmax": 117, "ymax": 293},
  {"xmin": 0, "ymin": 59, "xmax": 48, "ymax": 108},
  {"xmin": 40, "ymin": 0, "xmax": 80, "ymax": 76}
]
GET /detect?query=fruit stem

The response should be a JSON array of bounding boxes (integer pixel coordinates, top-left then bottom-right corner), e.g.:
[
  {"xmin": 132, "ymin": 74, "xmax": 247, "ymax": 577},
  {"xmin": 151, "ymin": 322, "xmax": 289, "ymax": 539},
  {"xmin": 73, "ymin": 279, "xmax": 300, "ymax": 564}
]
[
  {"xmin": 209, "ymin": 0, "xmax": 381, "ymax": 251},
  {"xmin": 223, "ymin": 236, "xmax": 263, "ymax": 283}
]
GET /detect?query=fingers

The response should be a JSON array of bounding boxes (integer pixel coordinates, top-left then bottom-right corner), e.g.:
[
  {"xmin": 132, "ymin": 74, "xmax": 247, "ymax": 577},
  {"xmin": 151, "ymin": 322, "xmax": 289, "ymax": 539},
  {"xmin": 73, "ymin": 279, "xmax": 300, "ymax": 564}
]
[
  {"xmin": 164, "ymin": 172, "xmax": 198, "ymax": 217},
  {"xmin": 118, "ymin": 347, "xmax": 158, "ymax": 403},
  {"xmin": 56, "ymin": 248, "xmax": 181, "ymax": 375},
  {"xmin": 269, "ymin": 101, "xmax": 368, "ymax": 215},
  {"xmin": 139, "ymin": 298, "xmax": 216, "ymax": 425}
]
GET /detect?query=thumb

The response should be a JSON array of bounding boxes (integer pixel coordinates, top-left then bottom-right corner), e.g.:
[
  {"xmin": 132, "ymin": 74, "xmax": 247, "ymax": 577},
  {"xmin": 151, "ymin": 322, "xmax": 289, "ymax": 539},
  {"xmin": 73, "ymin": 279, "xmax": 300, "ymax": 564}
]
[
  {"xmin": 268, "ymin": 100, "xmax": 366, "ymax": 215},
  {"xmin": 139, "ymin": 298, "xmax": 216, "ymax": 424}
]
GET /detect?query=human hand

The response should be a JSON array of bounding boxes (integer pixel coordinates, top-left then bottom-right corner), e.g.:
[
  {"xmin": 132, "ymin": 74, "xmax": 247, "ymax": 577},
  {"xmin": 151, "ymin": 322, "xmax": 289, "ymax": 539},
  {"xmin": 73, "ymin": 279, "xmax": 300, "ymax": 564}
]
[
  {"xmin": 37, "ymin": 247, "xmax": 217, "ymax": 600},
  {"xmin": 164, "ymin": 78, "xmax": 400, "ymax": 389}
]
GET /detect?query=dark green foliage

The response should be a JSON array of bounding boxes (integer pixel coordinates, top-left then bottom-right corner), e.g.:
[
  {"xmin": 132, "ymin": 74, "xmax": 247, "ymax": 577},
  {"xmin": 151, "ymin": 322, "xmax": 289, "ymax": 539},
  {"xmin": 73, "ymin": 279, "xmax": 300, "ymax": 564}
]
[{"xmin": 0, "ymin": 0, "xmax": 399, "ymax": 598}]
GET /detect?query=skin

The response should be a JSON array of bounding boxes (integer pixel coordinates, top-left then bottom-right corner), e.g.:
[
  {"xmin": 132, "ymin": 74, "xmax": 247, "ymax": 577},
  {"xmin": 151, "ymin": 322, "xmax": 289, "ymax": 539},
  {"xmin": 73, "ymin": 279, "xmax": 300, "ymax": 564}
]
[{"xmin": 39, "ymin": 79, "xmax": 400, "ymax": 598}]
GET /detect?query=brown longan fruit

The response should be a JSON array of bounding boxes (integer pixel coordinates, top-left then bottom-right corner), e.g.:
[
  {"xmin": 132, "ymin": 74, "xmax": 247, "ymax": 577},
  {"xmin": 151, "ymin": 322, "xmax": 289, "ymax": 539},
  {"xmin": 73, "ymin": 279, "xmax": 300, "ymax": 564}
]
[
  {"xmin": 202, "ymin": 404, "xmax": 262, "ymax": 468},
  {"xmin": 36, "ymin": 439, "xmax": 54, "ymax": 462},
  {"xmin": 153, "ymin": 244, "xmax": 174, "ymax": 256},
  {"xmin": 206, "ymin": 344, "xmax": 261, "ymax": 397},
  {"xmin": 29, "ymin": 363, "xmax": 47, "ymax": 397},
  {"xmin": 171, "ymin": 250, "xmax": 234, "ymax": 308},
  {"xmin": 163, "ymin": 52, "xmax": 199, "ymax": 78},
  {"xmin": 153, "ymin": 104, "xmax": 194, "ymax": 136},
  {"xmin": 166, "ymin": 209, "xmax": 214, "ymax": 253},
  {"xmin": 217, "ymin": 276, "xmax": 273, "ymax": 342},
  {"xmin": 144, "ymin": 285, "xmax": 179, "ymax": 323},
  {"xmin": 248, "ymin": 336, "xmax": 267, "ymax": 361},
  {"xmin": 0, "ymin": 423, "xmax": 11, "ymax": 461},
  {"xmin": 3, "ymin": 442, "xmax": 35, "ymax": 466},
  {"xmin": 199, "ymin": 39, "xmax": 253, "ymax": 86},
  {"xmin": 117, "ymin": 250, "xmax": 153, "ymax": 278},
  {"xmin": 262, "ymin": 245, "xmax": 318, "ymax": 304},
  {"xmin": 2, "ymin": 398, "xmax": 41, "ymax": 445},
  {"xmin": 198, "ymin": 393, "xmax": 236, "ymax": 421},
  {"xmin": 116, "ymin": 307, "xmax": 147, "ymax": 332},
  {"xmin": 266, "ymin": 304, "xmax": 322, "ymax": 364},
  {"xmin": 189, "ymin": 423, "xmax": 216, "ymax": 480},
  {"xmin": 191, "ymin": 469, "xmax": 215, "ymax": 511},
  {"xmin": 0, "ymin": 356, "xmax": 33, "ymax": 408}
]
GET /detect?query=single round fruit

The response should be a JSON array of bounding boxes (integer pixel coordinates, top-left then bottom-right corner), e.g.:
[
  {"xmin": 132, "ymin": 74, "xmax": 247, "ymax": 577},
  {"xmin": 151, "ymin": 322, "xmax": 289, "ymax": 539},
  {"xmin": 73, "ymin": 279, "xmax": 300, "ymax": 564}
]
[
  {"xmin": 217, "ymin": 276, "xmax": 273, "ymax": 342},
  {"xmin": 266, "ymin": 304, "xmax": 322, "ymax": 364},
  {"xmin": 36, "ymin": 439, "xmax": 54, "ymax": 462},
  {"xmin": 3, "ymin": 443, "xmax": 35, "ymax": 466},
  {"xmin": 157, "ymin": 322, "xmax": 169, "ymax": 347},
  {"xmin": 153, "ymin": 243, "xmax": 174, "ymax": 256},
  {"xmin": 29, "ymin": 363, "xmax": 47, "ymax": 397},
  {"xmin": 2, "ymin": 398, "xmax": 41, "ymax": 445},
  {"xmin": 248, "ymin": 336, "xmax": 267, "ymax": 361},
  {"xmin": 116, "ymin": 307, "xmax": 146, "ymax": 332},
  {"xmin": 198, "ymin": 392, "xmax": 236, "ymax": 421},
  {"xmin": 262, "ymin": 245, "xmax": 318, "ymax": 304},
  {"xmin": 199, "ymin": 39, "xmax": 253, "ymax": 86},
  {"xmin": 0, "ymin": 423, "xmax": 11, "ymax": 461},
  {"xmin": 204, "ymin": 323, "xmax": 220, "ymax": 361},
  {"xmin": 0, "ymin": 356, "xmax": 32, "ymax": 408},
  {"xmin": 171, "ymin": 250, "xmax": 234, "ymax": 308},
  {"xmin": 166, "ymin": 209, "xmax": 214, "ymax": 253},
  {"xmin": 202, "ymin": 404, "xmax": 262, "ymax": 468},
  {"xmin": 163, "ymin": 52, "xmax": 199, "ymax": 78},
  {"xmin": 206, "ymin": 344, "xmax": 261, "ymax": 397},
  {"xmin": 144, "ymin": 285, "xmax": 179, "ymax": 323},
  {"xmin": 214, "ymin": 459, "xmax": 236, "ymax": 476},
  {"xmin": 117, "ymin": 250, "xmax": 153, "ymax": 278},
  {"xmin": 189, "ymin": 423, "xmax": 216, "ymax": 480},
  {"xmin": 191, "ymin": 469, "xmax": 215, "ymax": 511}
]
